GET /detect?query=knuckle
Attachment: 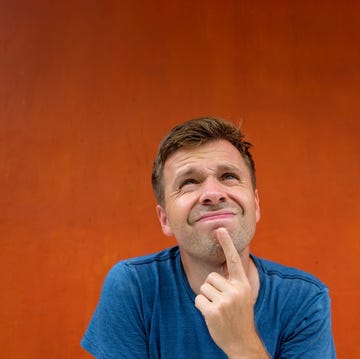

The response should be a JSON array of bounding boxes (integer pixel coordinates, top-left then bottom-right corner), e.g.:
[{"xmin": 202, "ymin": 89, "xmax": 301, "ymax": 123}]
[
  {"xmin": 199, "ymin": 282, "xmax": 208, "ymax": 292},
  {"xmin": 206, "ymin": 272, "xmax": 218, "ymax": 282},
  {"xmin": 194, "ymin": 294, "xmax": 206, "ymax": 309},
  {"xmin": 221, "ymin": 294, "xmax": 234, "ymax": 307},
  {"xmin": 231, "ymin": 253, "xmax": 242, "ymax": 263}
]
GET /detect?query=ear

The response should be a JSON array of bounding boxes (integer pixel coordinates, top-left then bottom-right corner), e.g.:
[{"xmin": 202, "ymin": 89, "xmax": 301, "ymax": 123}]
[
  {"xmin": 156, "ymin": 204, "xmax": 174, "ymax": 237},
  {"xmin": 254, "ymin": 189, "xmax": 261, "ymax": 223}
]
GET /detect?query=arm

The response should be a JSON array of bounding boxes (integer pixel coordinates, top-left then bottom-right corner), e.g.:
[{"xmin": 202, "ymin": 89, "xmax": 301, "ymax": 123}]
[
  {"xmin": 276, "ymin": 287, "xmax": 336, "ymax": 358},
  {"xmin": 195, "ymin": 228, "xmax": 270, "ymax": 358},
  {"xmin": 81, "ymin": 263, "xmax": 149, "ymax": 359}
]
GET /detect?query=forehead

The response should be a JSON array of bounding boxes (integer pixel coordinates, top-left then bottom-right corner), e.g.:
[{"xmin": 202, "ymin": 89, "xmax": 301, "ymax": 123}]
[{"xmin": 164, "ymin": 140, "xmax": 246, "ymax": 176}]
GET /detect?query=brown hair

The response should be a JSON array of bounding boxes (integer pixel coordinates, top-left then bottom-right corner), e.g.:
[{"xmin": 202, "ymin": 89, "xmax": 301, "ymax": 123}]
[{"xmin": 151, "ymin": 117, "xmax": 256, "ymax": 206}]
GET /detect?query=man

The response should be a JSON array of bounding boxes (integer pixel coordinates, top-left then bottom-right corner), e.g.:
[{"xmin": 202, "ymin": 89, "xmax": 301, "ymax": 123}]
[{"xmin": 81, "ymin": 117, "xmax": 336, "ymax": 358}]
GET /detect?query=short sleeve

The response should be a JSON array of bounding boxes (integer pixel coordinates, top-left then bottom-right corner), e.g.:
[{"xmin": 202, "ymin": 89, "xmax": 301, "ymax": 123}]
[
  {"xmin": 81, "ymin": 263, "xmax": 149, "ymax": 359},
  {"xmin": 277, "ymin": 287, "xmax": 336, "ymax": 358}
]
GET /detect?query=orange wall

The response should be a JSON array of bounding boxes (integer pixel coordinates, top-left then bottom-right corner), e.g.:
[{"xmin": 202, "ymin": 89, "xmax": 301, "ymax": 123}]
[{"xmin": 1, "ymin": 1, "xmax": 359, "ymax": 358}]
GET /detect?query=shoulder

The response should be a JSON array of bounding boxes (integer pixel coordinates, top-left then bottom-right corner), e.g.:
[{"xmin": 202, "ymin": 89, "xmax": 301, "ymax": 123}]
[
  {"xmin": 252, "ymin": 255, "xmax": 329, "ymax": 297},
  {"xmin": 253, "ymin": 255, "xmax": 332, "ymax": 334},
  {"xmin": 81, "ymin": 249, "xmax": 182, "ymax": 359},
  {"xmin": 103, "ymin": 246, "xmax": 181, "ymax": 290},
  {"xmin": 252, "ymin": 256, "xmax": 336, "ymax": 357},
  {"xmin": 122, "ymin": 245, "xmax": 181, "ymax": 267}
]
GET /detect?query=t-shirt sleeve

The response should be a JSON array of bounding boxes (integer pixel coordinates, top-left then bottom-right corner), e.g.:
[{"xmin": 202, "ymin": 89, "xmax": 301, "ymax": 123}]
[
  {"xmin": 277, "ymin": 287, "xmax": 336, "ymax": 359},
  {"xmin": 81, "ymin": 263, "xmax": 149, "ymax": 359}
]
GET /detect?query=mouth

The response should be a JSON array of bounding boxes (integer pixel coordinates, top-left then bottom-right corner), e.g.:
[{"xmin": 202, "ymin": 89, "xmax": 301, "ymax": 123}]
[{"xmin": 197, "ymin": 211, "xmax": 236, "ymax": 222}]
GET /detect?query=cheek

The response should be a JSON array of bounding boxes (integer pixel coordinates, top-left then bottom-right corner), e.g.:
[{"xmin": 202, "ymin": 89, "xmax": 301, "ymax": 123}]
[
  {"xmin": 167, "ymin": 196, "xmax": 197, "ymax": 223},
  {"xmin": 231, "ymin": 191, "xmax": 258, "ymax": 215}
]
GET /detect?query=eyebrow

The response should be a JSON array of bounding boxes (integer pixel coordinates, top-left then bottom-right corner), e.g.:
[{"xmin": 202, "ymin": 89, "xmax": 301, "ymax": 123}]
[{"xmin": 174, "ymin": 163, "xmax": 241, "ymax": 182}]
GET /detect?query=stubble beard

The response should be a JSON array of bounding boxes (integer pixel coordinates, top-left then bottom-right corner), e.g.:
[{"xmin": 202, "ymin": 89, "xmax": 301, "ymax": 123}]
[{"xmin": 181, "ymin": 219, "xmax": 256, "ymax": 266}]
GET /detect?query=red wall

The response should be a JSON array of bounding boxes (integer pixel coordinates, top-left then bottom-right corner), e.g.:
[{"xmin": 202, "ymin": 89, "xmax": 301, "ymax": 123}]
[{"xmin": 1, "ymin": 1, "xmax": 359, "ymax": 357}]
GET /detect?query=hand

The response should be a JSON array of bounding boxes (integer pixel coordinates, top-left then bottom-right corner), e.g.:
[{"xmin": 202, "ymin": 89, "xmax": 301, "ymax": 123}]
[{"xmin": 194, "ymin": 228, "xmax": 269, "ymax": 358}]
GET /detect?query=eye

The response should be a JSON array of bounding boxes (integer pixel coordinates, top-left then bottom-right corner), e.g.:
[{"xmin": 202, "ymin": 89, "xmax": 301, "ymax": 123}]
[
  {"xmin": 180, "ymin": 178, "xmax": 198, "ymax": 188},
  {"xmin": 222, "ymin": 173, "xmax": 239, "ymax": 181}
]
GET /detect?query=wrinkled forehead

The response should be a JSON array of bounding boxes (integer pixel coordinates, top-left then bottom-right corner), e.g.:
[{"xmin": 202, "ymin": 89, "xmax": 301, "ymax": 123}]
[{"xmin": 163, "ymin": 140, "xmax": 247, "ymax": 177}]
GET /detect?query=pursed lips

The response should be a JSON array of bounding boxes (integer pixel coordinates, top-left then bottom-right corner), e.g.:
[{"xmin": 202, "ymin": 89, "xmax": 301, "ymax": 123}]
[{"xmin": 196, "ymin": 211, "xmax": 236, "ymax": 222}]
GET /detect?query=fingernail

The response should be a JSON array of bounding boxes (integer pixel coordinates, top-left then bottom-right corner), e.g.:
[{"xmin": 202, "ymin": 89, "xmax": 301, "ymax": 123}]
[{"xmin": 217, "ymin": 227, "xmax": 227, "ymax": 236}]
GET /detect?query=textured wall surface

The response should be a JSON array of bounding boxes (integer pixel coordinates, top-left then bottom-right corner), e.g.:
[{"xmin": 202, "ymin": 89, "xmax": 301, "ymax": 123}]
[{"xmin": 1, "ymin": 1, "xmax": 359, "ymax": 358}]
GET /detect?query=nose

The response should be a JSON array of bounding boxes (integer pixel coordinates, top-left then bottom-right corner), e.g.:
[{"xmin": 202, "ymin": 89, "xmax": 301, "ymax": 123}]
[{"xmin": 199, "ymin": 177, "xmax": 226, "ymax": 205}]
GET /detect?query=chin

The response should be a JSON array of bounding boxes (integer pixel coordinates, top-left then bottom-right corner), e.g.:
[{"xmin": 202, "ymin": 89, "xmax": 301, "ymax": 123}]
[{"xmin": 207, "ymin": 243, "xmax": 227, "ymax": 263}]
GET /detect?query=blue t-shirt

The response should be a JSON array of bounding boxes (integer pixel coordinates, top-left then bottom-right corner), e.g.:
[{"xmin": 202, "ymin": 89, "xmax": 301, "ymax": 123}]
[{"xmin": 81, "ymin": 246, "xmax": 336, "ymax": 358}]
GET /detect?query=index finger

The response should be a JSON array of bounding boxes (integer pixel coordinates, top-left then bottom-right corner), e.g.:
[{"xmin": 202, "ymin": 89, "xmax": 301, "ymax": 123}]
[{"xmin": 216, "ymin": 227, "xmax": 247, "ymax": 281}]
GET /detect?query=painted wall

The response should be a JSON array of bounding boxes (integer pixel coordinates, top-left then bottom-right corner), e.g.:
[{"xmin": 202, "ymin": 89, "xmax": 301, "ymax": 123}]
[{"xmin": 1, "ymin": 1, "xmax": 359, "ymax": 357}]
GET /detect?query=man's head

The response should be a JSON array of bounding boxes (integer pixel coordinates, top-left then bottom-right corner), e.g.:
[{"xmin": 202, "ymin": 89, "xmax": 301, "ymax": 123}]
[{"xmin": 151, "ymin": 117, "xmax": 256, "ymax": 207}]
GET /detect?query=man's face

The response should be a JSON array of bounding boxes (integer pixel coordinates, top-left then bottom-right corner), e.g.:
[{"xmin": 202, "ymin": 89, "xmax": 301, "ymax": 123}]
[{"xmin": 157, "ymin": 139, "xmax": 260, "ymax": 265}]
